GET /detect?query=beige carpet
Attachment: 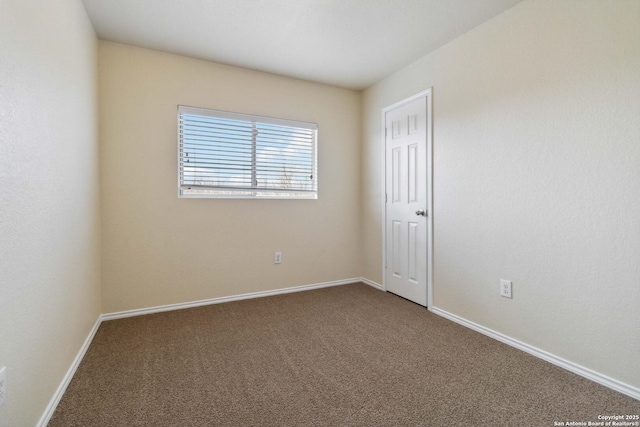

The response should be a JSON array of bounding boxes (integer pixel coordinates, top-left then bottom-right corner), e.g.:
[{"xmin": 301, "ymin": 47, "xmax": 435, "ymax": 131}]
[{"xmin": 49, "ymin": 283, "xmax": 639, "ymax": 426}]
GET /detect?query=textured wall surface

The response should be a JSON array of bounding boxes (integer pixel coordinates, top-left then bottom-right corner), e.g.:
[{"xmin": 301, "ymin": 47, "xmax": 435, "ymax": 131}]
[
  {"xmin": 0, "ymin": 0, "xmax": 101, "ymax": 425},
  {"xmin": 362, "ymin": 0, "xmax": 640, "ymax": 389},
  {"xmin": 99, "ymin": 42, "xmax": 362, "ymax": 313}
]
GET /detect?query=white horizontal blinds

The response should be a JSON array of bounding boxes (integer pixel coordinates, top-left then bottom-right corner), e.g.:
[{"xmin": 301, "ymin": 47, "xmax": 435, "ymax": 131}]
[
  {"xmin": 180, "ymin": 113, "xmax": 253, "ymax": 189},
  {"xmin": 178, "ymin": 106, "xmax": 317, "ymax": 198},
  {"xmin": 255, "ymin": 122, "xmax": 315, "ymax": 192}
]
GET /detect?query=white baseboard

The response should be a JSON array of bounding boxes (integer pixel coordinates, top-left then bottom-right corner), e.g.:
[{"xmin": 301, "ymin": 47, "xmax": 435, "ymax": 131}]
[
  {"xmin": 360, "ymin": 277, "xmax": 383, "ymax": 291},
  {"xmin": 36, "ymin": 317, "xmax": 102, "ymax": 427},
  {"xmin": 102, "ymin": 278, "xmax": 364, "ymax": 320},
  {"xmin": 430, "ymin": 306, "xmax": 640, "ymax": 401}
]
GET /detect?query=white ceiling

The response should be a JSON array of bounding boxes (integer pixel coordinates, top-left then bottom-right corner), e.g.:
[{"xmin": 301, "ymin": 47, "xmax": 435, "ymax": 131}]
[{"xmin": 82, "ymin": 0, "xmax": 522, "ymax": 90}]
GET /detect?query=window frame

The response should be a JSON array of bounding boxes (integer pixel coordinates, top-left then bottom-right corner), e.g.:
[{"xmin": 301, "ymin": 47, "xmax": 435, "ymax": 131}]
[{"xmin": 177, "ymin": 105, "xmax": 318, "ymax": 199}]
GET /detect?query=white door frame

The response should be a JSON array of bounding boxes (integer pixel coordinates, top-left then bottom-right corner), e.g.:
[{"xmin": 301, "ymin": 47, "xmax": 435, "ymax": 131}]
[{"xmin": 381, "ymin": 88, "xmax": 434, "ymax": 308}]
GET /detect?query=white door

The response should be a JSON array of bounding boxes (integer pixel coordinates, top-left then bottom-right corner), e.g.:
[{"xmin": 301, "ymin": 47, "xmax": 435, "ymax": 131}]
[{"xmin": 384, "ymin": 95, "xmax": 429, "ymax": 306}]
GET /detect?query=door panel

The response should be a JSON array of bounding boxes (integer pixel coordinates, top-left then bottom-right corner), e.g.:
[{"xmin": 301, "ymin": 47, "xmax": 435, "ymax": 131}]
[
  {"xmin": 392, "ymin": 147, "xmax": 401, "ymax": 203},
  {"xmin": 392, "ymin": 220, "xmax": 401, "ymax": 277},
  {"xmin": 408, "ymin": 144, "xmax": 418, "ymax": 203},
  {"xmin": 408, "ymin": 222, "xmax": 418, "ymax": 282},
  {"xmin": 385, "ymin": 97, "xmax": 428, "ymax": 306}
]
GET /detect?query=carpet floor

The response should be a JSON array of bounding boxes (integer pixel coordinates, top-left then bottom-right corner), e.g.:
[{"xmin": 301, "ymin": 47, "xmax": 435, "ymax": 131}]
[{"xmin": 49, "ymin": 283, "xmax": 639, "ymax": 426}]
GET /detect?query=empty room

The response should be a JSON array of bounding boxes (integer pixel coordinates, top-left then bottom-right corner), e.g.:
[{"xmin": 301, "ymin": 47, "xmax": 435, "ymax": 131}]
[{"xmin": 1, "ymin": 0, "xmax": 639, "ymax": 425}]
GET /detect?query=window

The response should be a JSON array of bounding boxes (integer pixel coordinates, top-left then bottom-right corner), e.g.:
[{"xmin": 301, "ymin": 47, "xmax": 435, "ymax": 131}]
[{"xmin": 178, "ymin": 105, "xmax": 317, "ymax": 199}]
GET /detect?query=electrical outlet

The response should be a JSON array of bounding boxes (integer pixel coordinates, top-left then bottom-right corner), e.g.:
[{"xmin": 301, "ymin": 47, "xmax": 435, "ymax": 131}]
[
  {"xmin": 500, "ymin": 279, "xmax": 512, "ymax": 299},
  {"xmin": 274, "ymin": 251, "xmax": 282, "ymax": 264},
  {"xmin": 0, "ymin": 366, "xmax": 6, "ymax": 406}
]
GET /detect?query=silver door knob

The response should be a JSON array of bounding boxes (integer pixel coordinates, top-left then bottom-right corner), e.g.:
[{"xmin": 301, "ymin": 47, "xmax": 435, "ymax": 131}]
[{"xmin": 415, "ymin": 209, "xmax": 426, "ymax": 217}]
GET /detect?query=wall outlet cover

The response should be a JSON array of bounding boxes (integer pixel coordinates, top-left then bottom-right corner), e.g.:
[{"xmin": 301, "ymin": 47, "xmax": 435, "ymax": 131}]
[
  {"xmin": 500, "ymin": 279, "xmax": 512, "ymax": 299},
  {"xmin": 0, "ymin": 366, "xmax": 6, "ymax": 406}
]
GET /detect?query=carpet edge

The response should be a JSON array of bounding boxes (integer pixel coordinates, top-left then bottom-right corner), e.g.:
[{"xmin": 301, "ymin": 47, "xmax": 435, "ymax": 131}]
[
  {"xmin": 430, "ymin": 306, "xmax": 640, "ymax": 401},
  {"xmin": 37, "ymin": 316, "xmax": 103, "ymax": 427},
  {"xmin": 101, "ymin": 278, "xmax": 369, "ymax": 321},
  {"xmin": 360, "ymin": 277, "xmax": 383, "ymax": 290}
]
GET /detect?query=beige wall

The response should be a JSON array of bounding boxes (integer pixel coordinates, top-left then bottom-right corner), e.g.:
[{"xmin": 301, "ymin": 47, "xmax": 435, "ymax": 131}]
[
  {"xmin": 362, "ymin": 0, "xmax": 640, "ymax": 389},
  {"xmin": 99, "ymin": 42, "xmax": 362, "ymax": 313},
  {"xmin": 0, "ymin": 0, "xmax": 101, "ymax": 425}
]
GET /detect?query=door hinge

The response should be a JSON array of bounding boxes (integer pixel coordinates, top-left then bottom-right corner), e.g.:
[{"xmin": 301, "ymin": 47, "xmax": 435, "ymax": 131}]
[
  {"xmin": 385, "ymin": 127, "xmax": 387, "ymax": 137},
  {"xmin": 385, "ymin": 193, "xmax": 388, "ymax": 203}
]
